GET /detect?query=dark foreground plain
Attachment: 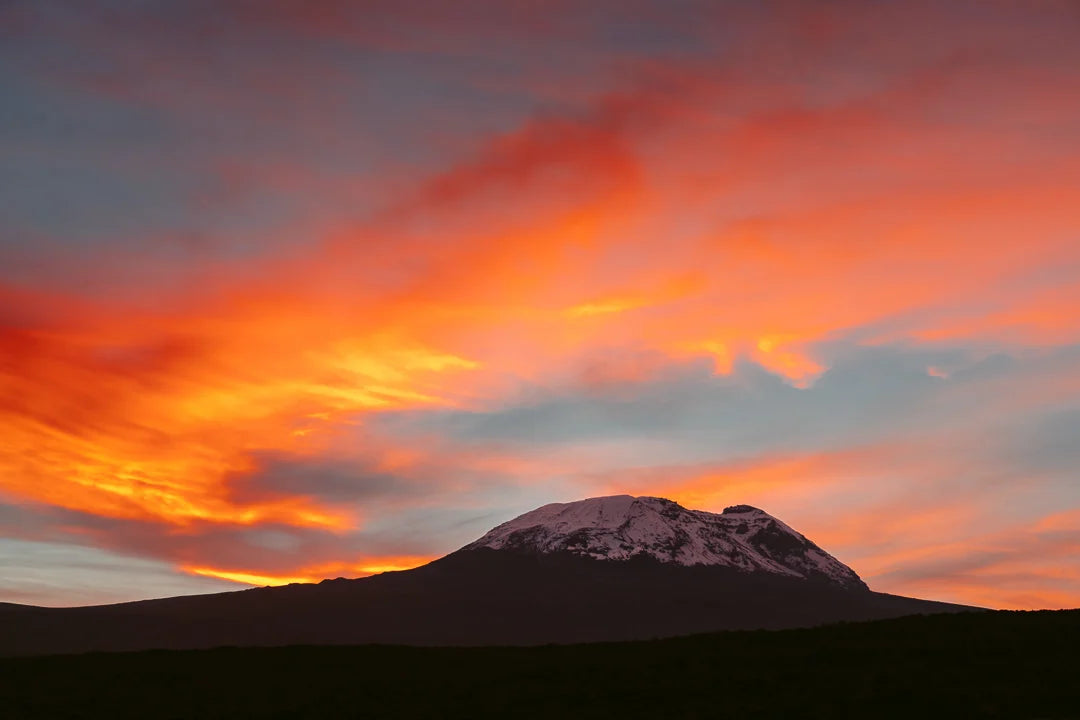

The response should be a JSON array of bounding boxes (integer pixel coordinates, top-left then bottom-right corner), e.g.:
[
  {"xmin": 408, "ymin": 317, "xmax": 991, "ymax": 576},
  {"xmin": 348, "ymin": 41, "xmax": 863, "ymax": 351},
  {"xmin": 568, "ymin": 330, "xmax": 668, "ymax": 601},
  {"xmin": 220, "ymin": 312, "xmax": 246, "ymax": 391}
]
[{"xmin": 2, "ymin": 609, "xmax": 1077, "ymax": 719}]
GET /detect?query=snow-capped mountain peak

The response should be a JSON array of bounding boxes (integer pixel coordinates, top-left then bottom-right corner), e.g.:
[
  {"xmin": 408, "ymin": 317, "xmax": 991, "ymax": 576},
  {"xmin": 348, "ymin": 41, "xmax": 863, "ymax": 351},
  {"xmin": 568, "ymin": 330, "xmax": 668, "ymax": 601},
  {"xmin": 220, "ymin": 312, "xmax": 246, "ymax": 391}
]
[{"xmin": 464, "ymin": 495, "xmax": 865, "ymax": 590}]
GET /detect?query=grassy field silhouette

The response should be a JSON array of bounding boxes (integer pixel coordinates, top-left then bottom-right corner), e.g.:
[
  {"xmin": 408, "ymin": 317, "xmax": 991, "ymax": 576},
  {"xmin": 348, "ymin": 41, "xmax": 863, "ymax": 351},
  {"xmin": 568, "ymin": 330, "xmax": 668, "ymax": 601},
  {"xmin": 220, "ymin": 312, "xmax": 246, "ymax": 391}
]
[{"xmin": 2, "ymin": 609, "xmax": 1077, "ymax": 718}]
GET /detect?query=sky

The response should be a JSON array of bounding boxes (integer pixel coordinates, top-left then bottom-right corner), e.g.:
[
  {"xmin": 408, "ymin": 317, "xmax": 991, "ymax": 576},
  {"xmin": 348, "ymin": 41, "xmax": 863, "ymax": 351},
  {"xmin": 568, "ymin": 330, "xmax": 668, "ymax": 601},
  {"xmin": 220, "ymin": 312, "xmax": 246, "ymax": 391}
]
[{"xmin": 1, "ymin": 0, "xmax": 1078, "ymax": 610}]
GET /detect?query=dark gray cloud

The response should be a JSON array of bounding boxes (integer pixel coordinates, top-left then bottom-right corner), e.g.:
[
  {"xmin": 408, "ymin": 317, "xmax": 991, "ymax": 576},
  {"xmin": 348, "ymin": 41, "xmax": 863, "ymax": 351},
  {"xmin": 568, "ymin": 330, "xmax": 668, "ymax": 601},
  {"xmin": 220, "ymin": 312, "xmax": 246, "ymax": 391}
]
[{"xmin": 226, "ymin": 453, "xmax": 425, "ymax": 505}]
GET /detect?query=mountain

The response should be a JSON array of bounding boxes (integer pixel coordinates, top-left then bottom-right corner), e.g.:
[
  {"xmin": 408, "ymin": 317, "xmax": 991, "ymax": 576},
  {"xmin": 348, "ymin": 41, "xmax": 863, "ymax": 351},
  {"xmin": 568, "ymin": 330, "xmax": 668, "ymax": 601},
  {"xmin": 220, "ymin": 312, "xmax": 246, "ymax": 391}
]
[
  {"xmin": 0, "ymin": 495, "xmax": 979, "ymax": 656},
  {"xmin": 467, "ymin": 495, "xmax": 866, "ymax": 589}
]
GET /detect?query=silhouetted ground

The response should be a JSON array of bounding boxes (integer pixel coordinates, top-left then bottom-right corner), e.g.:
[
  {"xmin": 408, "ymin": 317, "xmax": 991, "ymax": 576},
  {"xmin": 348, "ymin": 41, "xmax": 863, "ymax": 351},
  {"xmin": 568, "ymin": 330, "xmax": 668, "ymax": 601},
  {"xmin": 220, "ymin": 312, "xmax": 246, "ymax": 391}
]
[{"xmin": 2, "ymin": 609, "xmax": 1077, "ymax": 718}]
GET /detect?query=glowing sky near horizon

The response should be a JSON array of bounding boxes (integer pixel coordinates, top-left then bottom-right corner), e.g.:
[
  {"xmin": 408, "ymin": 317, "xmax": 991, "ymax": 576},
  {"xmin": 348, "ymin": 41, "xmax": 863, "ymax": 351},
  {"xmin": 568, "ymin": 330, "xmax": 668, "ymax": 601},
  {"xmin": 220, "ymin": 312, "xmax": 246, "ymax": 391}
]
[{"xmin": 1, "ymin": 0, "xmax": 1078, "ymax": 610}]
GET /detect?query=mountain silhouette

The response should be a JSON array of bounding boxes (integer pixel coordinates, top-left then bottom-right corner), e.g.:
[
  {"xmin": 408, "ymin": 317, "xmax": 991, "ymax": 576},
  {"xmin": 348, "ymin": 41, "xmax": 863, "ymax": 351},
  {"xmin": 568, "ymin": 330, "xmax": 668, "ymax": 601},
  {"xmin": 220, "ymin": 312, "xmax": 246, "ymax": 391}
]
[{"xmin": 0, "ymin": 496, "xmax": 978, "ymax": 656}]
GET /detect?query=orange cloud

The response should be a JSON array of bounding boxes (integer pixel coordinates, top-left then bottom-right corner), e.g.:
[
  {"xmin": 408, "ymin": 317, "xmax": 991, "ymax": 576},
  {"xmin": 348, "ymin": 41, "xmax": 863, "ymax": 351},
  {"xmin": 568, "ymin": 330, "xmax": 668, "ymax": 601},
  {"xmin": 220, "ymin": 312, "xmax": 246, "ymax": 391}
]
[
  {"xmin": 566, "ymin": 297, "xmax": 645, "ymax": 318},
  {"xmin": 184, "ymin": 555, "xmax": 435, "ymax": 587},
  {"xmin": 0, "ymin": 308, "xmax": 480, "ymax": 530}
]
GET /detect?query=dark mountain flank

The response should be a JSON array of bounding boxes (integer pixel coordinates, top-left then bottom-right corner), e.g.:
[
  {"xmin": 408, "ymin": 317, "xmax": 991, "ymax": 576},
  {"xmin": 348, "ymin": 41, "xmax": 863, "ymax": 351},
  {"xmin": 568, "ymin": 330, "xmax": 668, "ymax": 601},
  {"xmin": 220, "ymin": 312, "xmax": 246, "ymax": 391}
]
[{"xmin": 0, "ymin": 496, "xmax": 978, "ymax": 657}]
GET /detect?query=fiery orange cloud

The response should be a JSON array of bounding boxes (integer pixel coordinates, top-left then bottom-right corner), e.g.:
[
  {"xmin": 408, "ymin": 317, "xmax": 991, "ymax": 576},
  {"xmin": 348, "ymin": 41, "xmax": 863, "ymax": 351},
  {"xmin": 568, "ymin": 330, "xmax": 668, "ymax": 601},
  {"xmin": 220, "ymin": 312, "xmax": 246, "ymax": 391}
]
[
  {"xmin": 603, "ymin": 454, "xmax": 847, "ymax": 512},
  {"xmin": 0, "ymin": 309, "xmax": 480, "ymax": 530},
  {"xmin": 184, "ymin": 556, "xmax": 435, "ymax": 587},
  {"xmin": 565, "ymin": 275, "xmax": 705, "ymax": 320},
  {"xmin": 566, "ymin": 298, "xmax": 645, "ymax": 318},
  {"xmin": 752, "ymin": 336, "xmax": 824, "ymax": 387}
]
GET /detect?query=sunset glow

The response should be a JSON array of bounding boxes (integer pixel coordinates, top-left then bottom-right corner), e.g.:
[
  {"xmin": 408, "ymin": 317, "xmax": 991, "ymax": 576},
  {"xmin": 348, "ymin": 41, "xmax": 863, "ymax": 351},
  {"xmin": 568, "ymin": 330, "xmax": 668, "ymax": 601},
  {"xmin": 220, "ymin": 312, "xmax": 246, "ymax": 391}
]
[
  {"xmin": 1, "ymin": 0, "xmax": 1078, "ymax": 609},
  {"xmin": 185, "ymin": 556, "xmax": 435, "ymax": 588}
]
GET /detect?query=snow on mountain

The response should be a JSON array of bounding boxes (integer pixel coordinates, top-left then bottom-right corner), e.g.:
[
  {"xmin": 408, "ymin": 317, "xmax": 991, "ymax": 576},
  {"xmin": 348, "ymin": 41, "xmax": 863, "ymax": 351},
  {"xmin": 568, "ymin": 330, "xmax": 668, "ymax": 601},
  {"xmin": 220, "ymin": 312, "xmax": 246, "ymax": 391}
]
[{"xmin": 464, "ymin": 495, "xmax": 866, "ymax": 590}]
